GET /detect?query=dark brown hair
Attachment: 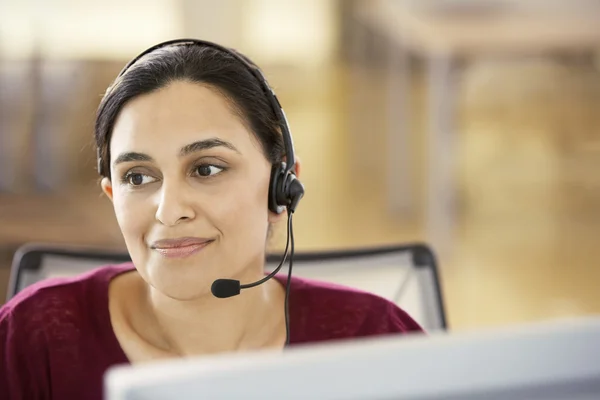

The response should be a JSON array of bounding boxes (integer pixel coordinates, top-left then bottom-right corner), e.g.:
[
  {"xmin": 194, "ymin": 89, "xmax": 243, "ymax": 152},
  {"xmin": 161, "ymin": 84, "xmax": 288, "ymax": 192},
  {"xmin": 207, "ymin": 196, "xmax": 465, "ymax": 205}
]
[{"xmin": 95, "ymin": 43, "xmax": 284, "ymax": 179}]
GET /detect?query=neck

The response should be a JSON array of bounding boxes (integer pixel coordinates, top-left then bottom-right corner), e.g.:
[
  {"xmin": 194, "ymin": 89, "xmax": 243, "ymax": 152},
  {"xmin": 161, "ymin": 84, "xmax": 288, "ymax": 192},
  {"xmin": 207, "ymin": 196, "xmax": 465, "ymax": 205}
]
[{"xmin": 142, "ymin": 275, "xmax": 286, "ymax": 356}]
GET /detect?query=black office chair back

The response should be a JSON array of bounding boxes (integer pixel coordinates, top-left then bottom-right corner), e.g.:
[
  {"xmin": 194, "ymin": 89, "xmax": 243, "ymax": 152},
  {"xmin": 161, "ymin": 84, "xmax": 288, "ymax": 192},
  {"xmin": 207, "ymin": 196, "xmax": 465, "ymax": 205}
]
[{"xmin": 8, "ymin": 242, "xmax": 447, "ymax": 331}]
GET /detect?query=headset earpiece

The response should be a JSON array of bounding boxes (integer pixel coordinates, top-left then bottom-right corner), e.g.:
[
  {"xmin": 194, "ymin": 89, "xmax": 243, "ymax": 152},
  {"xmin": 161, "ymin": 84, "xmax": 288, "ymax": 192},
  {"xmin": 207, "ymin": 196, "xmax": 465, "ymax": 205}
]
[
  {"xmin": 269, "ymin": 162, "xmax": 305, "ymax": 215},
  {"xmin": 269, "ymin": 163, "xmax": 287, "ymax": 214}
]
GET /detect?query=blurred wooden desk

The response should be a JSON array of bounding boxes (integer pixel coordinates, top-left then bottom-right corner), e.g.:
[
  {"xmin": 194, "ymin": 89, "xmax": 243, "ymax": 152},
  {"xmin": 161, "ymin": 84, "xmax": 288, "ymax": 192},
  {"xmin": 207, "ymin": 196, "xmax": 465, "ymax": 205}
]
[
  {"xmin": 0, "ymin": 189, "xmax": 124, "ymax": 247},
  {"xmin": 355, "ymin": 0, "xmax": 600, "ymax": 253}
]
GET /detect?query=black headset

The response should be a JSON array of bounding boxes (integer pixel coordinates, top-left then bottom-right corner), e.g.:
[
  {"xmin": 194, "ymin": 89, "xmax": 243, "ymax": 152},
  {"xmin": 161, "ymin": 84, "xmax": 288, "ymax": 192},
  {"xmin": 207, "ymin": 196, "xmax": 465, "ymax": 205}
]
[
  {"xmin": 97, "ymin": 38, "xmax": 305, "ymax": 215},
  {"xmin": 97, "ymin": 39, "xmax": 304, "ymax": 345}
]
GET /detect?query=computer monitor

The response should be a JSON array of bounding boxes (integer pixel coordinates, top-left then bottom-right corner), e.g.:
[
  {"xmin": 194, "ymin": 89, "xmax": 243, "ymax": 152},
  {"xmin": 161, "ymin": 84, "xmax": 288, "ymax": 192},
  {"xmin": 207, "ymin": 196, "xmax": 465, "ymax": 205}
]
[{"xmin": 105, "ymin": 317, "xmax": 600, "ymax": 400}]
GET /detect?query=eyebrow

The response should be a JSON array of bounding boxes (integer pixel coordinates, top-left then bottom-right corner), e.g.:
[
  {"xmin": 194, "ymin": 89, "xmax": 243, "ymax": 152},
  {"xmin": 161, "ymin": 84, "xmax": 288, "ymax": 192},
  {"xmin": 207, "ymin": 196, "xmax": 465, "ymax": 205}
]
[
  {"xmin": 179, "ymin": 138, "xmax": 240, "ymax": 157},
  {"xmin": 113, "ymin": 152, "xmax": 153, "ymax": 166},
  {"xmin": 112, "ymin": 138, "xmax": 240, "ymax": 168}
]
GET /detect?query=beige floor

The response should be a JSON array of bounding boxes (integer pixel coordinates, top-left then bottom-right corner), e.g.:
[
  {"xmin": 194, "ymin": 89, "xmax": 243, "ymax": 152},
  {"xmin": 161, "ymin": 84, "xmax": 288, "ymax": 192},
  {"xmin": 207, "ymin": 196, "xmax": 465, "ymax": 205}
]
[{"xmin": 266, "ymin": 57, "xmax": 600, "ymax": 331}]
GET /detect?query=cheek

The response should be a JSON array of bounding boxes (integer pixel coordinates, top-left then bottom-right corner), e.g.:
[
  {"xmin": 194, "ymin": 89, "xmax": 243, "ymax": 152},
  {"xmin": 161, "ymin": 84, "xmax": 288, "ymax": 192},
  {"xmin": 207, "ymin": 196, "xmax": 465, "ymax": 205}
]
[
  {"xmin": 216, "ymin": 174, "xmax": 271, "ymax": 249},
  {"xmin": 112, "ymin": 189, "xmax": 152, "ymax": 244},
  {"xmin": 218, "ymin": 181, "xmax": 270, "ymax": 236}
]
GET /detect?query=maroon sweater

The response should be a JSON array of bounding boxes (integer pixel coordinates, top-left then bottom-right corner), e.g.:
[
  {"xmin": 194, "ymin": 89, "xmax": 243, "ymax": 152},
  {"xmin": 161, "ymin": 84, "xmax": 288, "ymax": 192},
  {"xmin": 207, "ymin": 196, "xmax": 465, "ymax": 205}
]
[{"xmin": 0, "ymin": 263, "xmax": 423, "ymax": 400}]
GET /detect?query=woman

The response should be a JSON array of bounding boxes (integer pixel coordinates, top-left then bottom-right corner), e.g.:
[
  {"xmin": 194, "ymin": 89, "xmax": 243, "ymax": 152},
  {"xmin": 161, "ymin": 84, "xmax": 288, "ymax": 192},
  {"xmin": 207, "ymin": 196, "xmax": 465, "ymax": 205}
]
[{"xmin": 0, "ymin": 39, "xmax": 423, "ymax": 400}]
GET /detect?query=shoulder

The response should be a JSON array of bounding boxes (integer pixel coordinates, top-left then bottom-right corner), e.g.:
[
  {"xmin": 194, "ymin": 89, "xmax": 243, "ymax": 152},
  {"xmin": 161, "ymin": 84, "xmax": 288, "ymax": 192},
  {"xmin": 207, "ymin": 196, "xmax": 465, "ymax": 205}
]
[
  {"xmin": 2, "ymin": 263, "xmax": 134, "ymax": 320},
  {"xmin": 0, "ymin": 263, "xmax": 134, "ymax": 398},
  {"xmin": 0, "ymin": 262, "xmax": 134, "ymax": 348},
  {"xmin": 285, "ymin": 275, "xmax": 424, "ymax": 343}
]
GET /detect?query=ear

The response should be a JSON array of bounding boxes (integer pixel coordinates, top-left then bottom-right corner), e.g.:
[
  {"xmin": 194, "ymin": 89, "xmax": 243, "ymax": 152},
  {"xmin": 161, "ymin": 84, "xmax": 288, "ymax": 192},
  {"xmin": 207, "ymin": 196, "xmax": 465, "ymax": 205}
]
[
  {"xmin": 100, "ymin": 177, "xmax": 114, "ymax": 202},
  {"xmin": 292, "ymin": 156, "xmax": 301, "ymax": 178}
]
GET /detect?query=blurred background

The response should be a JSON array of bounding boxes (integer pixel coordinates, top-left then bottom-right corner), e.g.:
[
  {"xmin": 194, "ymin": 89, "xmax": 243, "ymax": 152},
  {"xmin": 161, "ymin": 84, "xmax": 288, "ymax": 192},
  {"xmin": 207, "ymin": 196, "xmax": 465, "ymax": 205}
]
[{"xmin": 1, "ymin": 0, "xmax": 599, "ymax": 330}]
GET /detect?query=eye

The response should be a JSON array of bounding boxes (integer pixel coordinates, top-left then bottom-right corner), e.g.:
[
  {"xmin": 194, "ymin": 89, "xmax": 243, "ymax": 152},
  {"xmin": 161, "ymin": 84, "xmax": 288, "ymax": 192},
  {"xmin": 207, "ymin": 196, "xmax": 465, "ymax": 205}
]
[
  {"xmin": 124, "ymin": 172, "xmax": 157, "ymax": 186},
  {"xmin": 195, "ymin": 164, "xmax": 224, "ymax": 178}
]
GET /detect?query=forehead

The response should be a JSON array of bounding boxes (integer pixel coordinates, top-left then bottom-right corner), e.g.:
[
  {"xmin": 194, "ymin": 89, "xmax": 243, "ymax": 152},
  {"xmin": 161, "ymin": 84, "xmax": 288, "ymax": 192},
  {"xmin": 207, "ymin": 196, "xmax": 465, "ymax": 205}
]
[{"xmin": 110, "ymin": 80, "xmax": 260, "ymax": 154}]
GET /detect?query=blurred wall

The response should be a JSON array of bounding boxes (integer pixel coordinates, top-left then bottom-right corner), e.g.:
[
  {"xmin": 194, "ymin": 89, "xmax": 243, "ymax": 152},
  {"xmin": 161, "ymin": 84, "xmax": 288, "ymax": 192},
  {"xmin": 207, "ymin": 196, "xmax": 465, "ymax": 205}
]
[{"xmin": 0, "ymin": 0, "xmax": 339, "ymax": 64}]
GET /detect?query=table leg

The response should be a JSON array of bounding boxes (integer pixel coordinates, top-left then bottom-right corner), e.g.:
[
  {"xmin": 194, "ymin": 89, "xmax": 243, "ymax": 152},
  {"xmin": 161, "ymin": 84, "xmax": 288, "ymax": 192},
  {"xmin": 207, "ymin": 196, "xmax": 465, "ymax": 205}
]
[
  {"xmin": 347, "ymin": 19, "xmax": 371, "ymax": 176},
  {"xmin": 0, "ymin": 61, "xmax": 30, "ymax": 193},
  {"xmin": 427, "ymin": 54, "xmax": 459, "ymax": 255},
  {"xmin": 386, "ymin": 41, "xmax": 414, "ymax": 215}
]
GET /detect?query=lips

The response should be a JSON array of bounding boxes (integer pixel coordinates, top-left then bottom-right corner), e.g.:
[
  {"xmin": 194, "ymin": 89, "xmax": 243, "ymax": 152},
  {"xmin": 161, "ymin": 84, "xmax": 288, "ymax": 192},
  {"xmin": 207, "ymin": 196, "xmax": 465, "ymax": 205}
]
[{"xmin": 151, "ymin": 237, "xmax": 214, "ymax": 259}]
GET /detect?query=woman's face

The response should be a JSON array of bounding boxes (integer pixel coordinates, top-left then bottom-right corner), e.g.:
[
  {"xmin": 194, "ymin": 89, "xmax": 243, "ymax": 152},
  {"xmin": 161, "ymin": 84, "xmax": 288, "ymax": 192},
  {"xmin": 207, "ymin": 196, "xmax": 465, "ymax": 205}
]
[{"xmin": 102, "ymin": 80, "xmax": 281, "ymax": 300}]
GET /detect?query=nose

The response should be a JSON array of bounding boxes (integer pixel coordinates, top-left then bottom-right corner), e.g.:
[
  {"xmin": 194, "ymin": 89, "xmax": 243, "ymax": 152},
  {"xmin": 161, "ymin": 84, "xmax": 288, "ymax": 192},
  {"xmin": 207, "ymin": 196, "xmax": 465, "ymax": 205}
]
[{"xmin": 155, "ymin": 180, "xmax": 196, "ymax": 226}]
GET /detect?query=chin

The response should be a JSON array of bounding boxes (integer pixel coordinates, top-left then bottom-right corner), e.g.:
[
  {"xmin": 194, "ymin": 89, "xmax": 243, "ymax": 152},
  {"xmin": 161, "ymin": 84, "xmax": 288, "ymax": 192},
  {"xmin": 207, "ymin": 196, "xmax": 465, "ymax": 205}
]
[{"xmin": 142, "ymin": 257, "xmax": 219, "ymax": 300}]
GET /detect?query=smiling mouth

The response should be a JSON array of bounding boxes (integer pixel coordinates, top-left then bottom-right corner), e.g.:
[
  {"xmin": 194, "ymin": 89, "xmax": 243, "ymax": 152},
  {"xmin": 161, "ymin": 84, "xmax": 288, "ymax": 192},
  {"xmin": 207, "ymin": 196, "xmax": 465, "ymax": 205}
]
[{"xmin": 151, "ymin": 239, "xmax": 214, "ymax": 259}]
